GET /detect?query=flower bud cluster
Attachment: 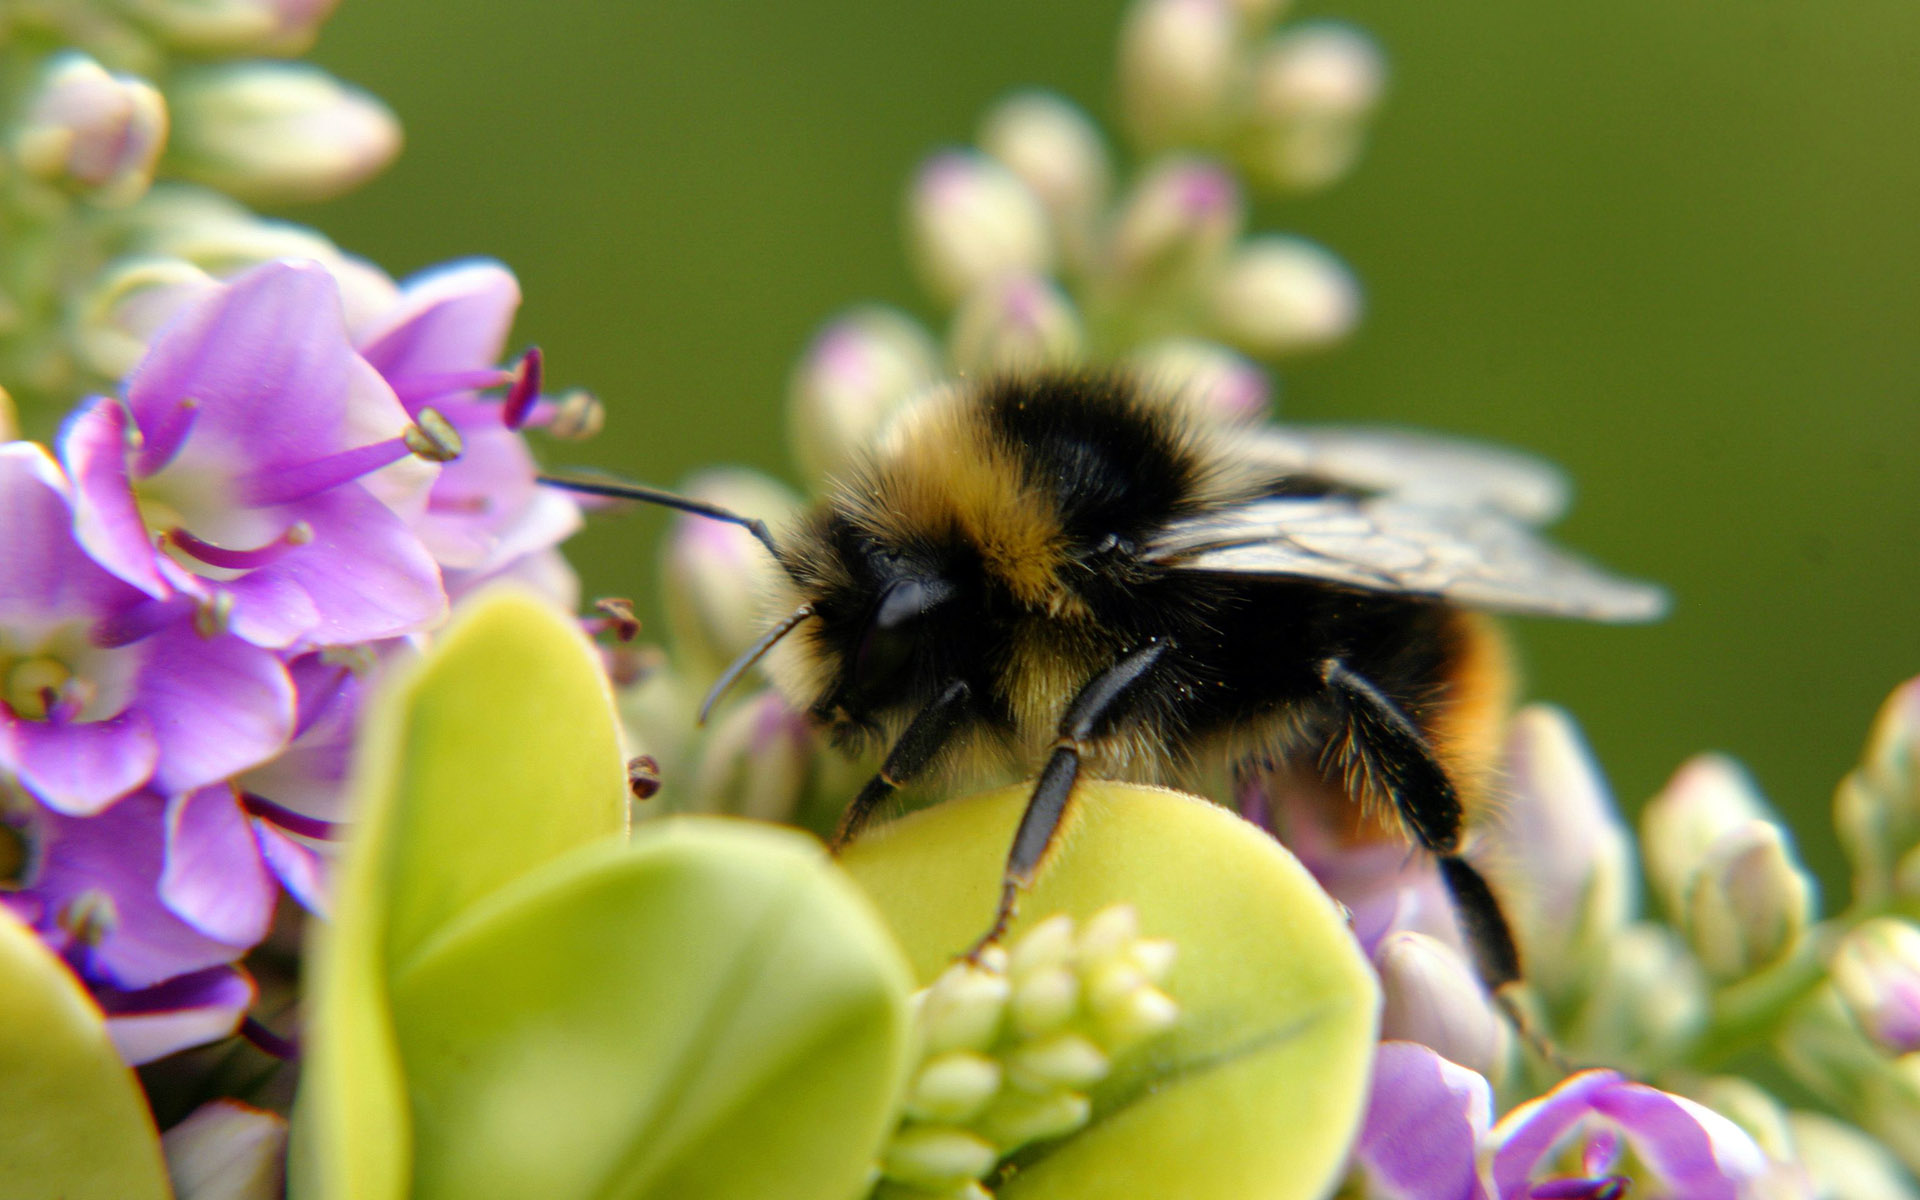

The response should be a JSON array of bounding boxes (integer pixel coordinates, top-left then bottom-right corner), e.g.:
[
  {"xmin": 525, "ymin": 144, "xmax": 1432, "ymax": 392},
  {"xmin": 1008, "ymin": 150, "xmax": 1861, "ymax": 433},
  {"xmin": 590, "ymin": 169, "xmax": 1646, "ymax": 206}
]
[
  {"xmin": 0, "ymin": 0, "xmax": 398, "ymax": 426},
  {"xmin": 875, "ymin": 907, "xmax": 1179, "ymax": 1199},
  {"xmin": 1115, "ymin": 0, "xmax": 1386, "ymax": 194}
]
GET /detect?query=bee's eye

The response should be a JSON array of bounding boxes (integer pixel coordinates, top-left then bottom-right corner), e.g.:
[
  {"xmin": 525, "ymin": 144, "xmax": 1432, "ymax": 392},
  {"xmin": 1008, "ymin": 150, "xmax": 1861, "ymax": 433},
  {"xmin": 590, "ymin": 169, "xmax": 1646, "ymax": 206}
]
[{"xmin": 850, "ymin": 578, "xmax": 947, "ymax": 697}]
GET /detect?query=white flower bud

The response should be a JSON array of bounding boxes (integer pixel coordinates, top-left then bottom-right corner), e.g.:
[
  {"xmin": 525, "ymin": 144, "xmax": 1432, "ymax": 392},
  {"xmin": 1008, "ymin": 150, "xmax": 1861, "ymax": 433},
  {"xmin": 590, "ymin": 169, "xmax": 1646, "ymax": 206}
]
[
  {"xmin": 1117, "ymin": 0, "xmax": 1242, "ymax": 149},
  {"xmin": 1831, "ymin": 919, "xmax": 1920, "ymax": 1057},
  {"xmin": 787, "ymin": 307, "xmax": 939, "ymax": 484},
  {"xmin": 906, "ymin": 150, "xmax": 1054, "ymax": 305},
  {"xmin": 1006, "ymin": 1032, "xmax": 1109, "ymax": 1093},
  {"xmin": 1243, "ymin": 22, "xmax": 1386, "ymax": 192},
  {"xmin": 1103, "ymin": 156, "xmax": 1244, "ymax": 294},
  {"xmin": 1077, "ymin": 904, "xmax": 1141, "ymax": 963},
  {"xmin": 904, "ymin": 1052, "xmax": 1004, "ymax": 1124},
  {"xmin": 1126, "ymin": 338, "xmax": 1274, "ymax": 423},
  {"xmin": 1642, "ymin": 753, "xmax": 1771, "ymax": 922},
  {"xmin": 1208, "ymin": 235, "xmax": 1361, "ymax": 356},
  {"xmin": 1786, "ymin": 1111, "xmax": 1920, "ymax": 1200},
  {"xmin": 15, "ymin": 53, "xmax": 168, "ymax": 207},
  {"xmin": 124, "ymin": 0, "xmax": 339, "ymax": 53},
  {"xmin": 659, "ymin": 469, "xmax": 799, "ymax": 674},
  {"xmin": 167, "ymin": 62, "xmax": 400, "ymax": 203},
  {"xmin": 1375, "ymin": 930, "xmax": 1512, "ymax": 1080},
  {"xmin": 1684, "ymin": 820, "xmax": 1814, "ymax": 981},
  {"xmin": 975, "ymin": 1089, "xmax": 1092, "ymax": 1150},
  {"xmin": 1836, "ymin": 677, "xmax": 1920, "ymax": 906},
  {"xmin": 1482, "ymin": 705, "xmax": 1635, "ymax": 998},
  {"xmin": 1129, "ymin": 938, "xmax": 1177, "ymax": 984},
  {"xmin": 1008, "ymin": 913, "xmax": 1077, "ymax": 978},
  {"xmin": 881, "ymin": 1125, "xmax": 998, "ymax": 1189},
  {"xmin": 1571, "ymin": 922, "xmax": 1708, "ymax": 1066},
  {"xmin": 687, "ymin": 689, "xmax": 813, "ymax": 823},
  {"xmin": 978, "ymin": 91, "xmax": 1111, "ymax": 270},
  {"xmin": 946, "ymin": 274, "xmax": 1084, "ymax": 376},
  {"xmin": 1009, "ymin": 964, "xmax": 1079, "ymax": 1038},
  {"xmin": 76, "ymin": 257, "xmax": 218, "ymax": 380},
  {"xmin": 919, "ymin": 960, "xmax": 1012, "ymax": 1056},
  {"xmin": 1096, "ymin": 983, "xmax": 1179, "ymax": 1046},
  {"xmin": 160, "ymin": 1098, "xmax": 287, "ymax": 1200}
]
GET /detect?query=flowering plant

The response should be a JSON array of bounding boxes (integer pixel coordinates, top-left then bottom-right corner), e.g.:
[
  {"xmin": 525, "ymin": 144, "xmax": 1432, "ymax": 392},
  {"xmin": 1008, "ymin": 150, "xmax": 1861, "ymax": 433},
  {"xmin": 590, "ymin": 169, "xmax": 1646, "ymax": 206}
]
[{"xmin": 2, "ymin": 3, "xmax": 1917, "ymax": 1200}]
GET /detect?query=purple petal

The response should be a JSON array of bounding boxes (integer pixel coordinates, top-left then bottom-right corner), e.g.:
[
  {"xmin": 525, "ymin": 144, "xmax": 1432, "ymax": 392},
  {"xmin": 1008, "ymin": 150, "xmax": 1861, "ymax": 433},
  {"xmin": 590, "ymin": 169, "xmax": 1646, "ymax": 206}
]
[
  {"xmin": 27, "ymin": 792, "xmax": 252, "ymax": 988},
  {"xmin": 0, "ymin": 442, "xmax": 149, "ymax": 621},
  {"xmin": 355, "ymin": 258, "xmax": 520, "ymax": 385},
  {"xmin": 1491, "ymin": 1071, "xmax": 1621, "ymax": 1199},
  {"xmin": 1354, "ymin": 1042, "xmax": 1494, "ymax": 1200},
  {"xmin": 61, "ymin": 397, "xmax": 170, "ymax": 599},
  {"xmin": 254, "ymin": 821, "xmax": 331, "ymax": 916},
  {"xmin": 208, "ymin": 566, "xmax": 322, "ymax": 650},
  {"xmin": 161, "ymin": 786, "xmax": 275, "ymax": 948},
  {"xmin": 4, "ymin": 709, "xmax": 158, "ymax": 815},
  {"xmin": 237, "ymin": 655, "xmax": 366, "ymax": 824},
  {"xmin": 1592, "ymin": 1084, "xmax": 1767, "ymax": 1198},
  {"xmin": 415, "ymin": 427, "xmax": 577, "ymax": 570},
  {"xmin": 443, "ymin": 545, "xmax": 582, "ymax": 609},
  {"xmin": 96, "ymin": 965, "xmax": 255, "ymax": 1065},
  {"xmin": 125, "ymin": 260, "xmax": 366, "ymax": 471},
  {"xmin": 236, "ymin": 484, "xmax": 445, "ymax": 648},
  {"xmin": 138, "ymin": 624, "xmax": 295, "ymax": 794}
]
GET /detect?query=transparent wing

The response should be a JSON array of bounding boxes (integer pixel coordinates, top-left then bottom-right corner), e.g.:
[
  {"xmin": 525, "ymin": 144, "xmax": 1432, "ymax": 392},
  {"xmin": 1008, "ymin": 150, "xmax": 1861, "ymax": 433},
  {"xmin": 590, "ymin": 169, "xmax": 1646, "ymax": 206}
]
[
  {"xmin": 1145, "ymin": 496, "xmax": 1669, "ymax": 622},
  {"xmin": 1238, "ymin": 424, "xmax": 1571, "ymax": 524}
]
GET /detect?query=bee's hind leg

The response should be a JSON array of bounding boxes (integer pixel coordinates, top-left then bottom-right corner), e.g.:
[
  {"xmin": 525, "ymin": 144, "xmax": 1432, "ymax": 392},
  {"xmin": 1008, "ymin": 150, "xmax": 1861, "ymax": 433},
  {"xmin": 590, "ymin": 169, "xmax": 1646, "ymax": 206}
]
[
  {"xmin": 1317, "ymin": 659, "xmax": 1522, "ymax": 991},
  {"xmin": 965, "ymin": 640, "xmax": 1174, "ymax": 962}
]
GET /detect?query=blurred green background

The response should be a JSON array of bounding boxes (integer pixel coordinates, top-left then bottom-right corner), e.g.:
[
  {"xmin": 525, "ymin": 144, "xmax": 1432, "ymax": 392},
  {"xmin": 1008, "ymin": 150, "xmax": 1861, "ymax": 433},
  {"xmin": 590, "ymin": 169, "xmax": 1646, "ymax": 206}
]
[{"xmin": 309, "ymin": 1, "xmax": 1919, "ymax": 893}]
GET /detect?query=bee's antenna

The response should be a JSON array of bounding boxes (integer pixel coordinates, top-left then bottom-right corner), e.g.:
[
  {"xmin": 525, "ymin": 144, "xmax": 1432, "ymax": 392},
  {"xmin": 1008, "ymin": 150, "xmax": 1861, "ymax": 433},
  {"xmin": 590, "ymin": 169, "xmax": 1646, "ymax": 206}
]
[
  {"xmin": 537, "ymin": 473, "xmax": 782, "ymax": 561},
  {"xmin": 700, "ymin": 604, "xmax": 815, "ymax": 725}
]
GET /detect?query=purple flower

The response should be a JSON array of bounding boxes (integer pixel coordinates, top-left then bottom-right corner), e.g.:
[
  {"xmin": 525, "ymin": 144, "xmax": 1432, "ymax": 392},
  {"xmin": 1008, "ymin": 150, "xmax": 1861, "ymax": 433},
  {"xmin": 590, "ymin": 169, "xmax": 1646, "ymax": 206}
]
[
  {"xmin": 351, "ymin": 260, "xmax": 581, "ymax": 593},
  {"xmin": 1489, "ymin": 1070, "xmax": 1769, "ymax": 1200},
  {"xmin": 0, "ymin": 442, "xmax": 294, "ymax": 814},
  {"xmin": 0, "ymin": 780, "xmax": 289, "ymax": 1062},
  {"xmin": 1352, "ymin": 1041, "xmax": 1494, "ymax": 1200},
  {"xmin": 1352, "ymin": 1045, "xmax": 1772, "ymax": 1200},
  {"xmin": 3, "ymin": 786, "xmax": 273, "ymax": 987},
  {"xmin": 234, "ymin": 647, "xmax": 390, "ymax": 916},
  {"xmin": 61, "ymin": 258, "xmax": 449, "ymax": 652}
]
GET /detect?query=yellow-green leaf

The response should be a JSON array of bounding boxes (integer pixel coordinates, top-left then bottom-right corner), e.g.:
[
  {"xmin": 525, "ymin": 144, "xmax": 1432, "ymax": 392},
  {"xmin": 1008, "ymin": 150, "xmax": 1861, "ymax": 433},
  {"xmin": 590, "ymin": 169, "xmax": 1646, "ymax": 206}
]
[
  {"xmin": 841, "ymin": 781, "xmax": 1380, "ymax": 1200},
  {"xmin": 0, "ymin": 907, "xmax": 169, "ymax": 1200},
  {"xmin": 293, "ymin": 587, "xmax": 628, "ymax": 1200},
  {"xmin": 390, "ymin": 818, "xmax": 914, "ymax": 1200}
]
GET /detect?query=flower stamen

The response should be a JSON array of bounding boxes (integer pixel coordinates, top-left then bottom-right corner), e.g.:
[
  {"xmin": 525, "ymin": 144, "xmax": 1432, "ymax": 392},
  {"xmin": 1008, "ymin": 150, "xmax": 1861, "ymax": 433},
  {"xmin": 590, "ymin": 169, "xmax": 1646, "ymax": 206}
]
[
  {"xmin": 168, "ymin": 522, "xmax": 313, "ymax": 571},
  {"xmin": 502, "ymin": 346, "xmax": 542, "ymax": 429},
  {"xmin": 239, "ymin": 791, "xmax": 341, "ymax": 840},
  {"xmin": 239, "ymin": 437, "xmax": 417, "ymax": 506},
  {"xmin": 402, "ymin": 408, "xmax": 462, "ymax": 462}
]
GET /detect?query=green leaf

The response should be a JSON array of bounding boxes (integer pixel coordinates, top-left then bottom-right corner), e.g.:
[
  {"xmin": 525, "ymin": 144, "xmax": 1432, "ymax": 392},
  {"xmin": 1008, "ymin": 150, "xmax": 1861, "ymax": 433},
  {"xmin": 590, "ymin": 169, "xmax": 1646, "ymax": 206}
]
[
  {"xmin": 293, "ymin": 587, "xmax": 629, "ymax": 1200},
  {"xmin": 0, "ymin": 907, "xmax": 170, "ymax": 1200},
  {"xmin": 389, "ymin": 818, "xmax": 914, "ymax": 1200},
  {"xmin": 840, "ymin": 781, "xmax": 1381, "ymax": 1200}
]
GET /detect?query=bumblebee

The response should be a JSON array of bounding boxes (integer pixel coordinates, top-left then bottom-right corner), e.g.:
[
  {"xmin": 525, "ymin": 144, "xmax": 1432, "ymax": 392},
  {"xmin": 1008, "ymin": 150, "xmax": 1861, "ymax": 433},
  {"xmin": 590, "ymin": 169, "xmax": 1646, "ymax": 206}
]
[{"xmin": 550, "ymin": 371, "xmax": 1664, "ymax": 992}]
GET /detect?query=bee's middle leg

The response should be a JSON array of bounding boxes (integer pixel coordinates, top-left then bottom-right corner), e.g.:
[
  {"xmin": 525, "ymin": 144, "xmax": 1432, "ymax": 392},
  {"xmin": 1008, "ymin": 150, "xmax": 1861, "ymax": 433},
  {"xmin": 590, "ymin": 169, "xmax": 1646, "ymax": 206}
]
[{"xmin": 967, "ymin": 640, "xmax": 1174, "ymax": 960}]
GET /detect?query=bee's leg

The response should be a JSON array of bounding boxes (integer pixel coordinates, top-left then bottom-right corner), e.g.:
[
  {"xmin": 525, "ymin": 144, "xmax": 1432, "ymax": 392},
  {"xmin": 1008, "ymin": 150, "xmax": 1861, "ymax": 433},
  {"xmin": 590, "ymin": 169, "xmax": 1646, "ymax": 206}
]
[
  {"xmin": 831, "ymin": 679, "xmax": 972, "ymax": 851},
  {"xmin": 1319, "ymin": 659, "xmax": 1522, "ymax": 991},
  {"xmin": 965, "ymin": 641, "xmax": 1172, "ymax": 961}
]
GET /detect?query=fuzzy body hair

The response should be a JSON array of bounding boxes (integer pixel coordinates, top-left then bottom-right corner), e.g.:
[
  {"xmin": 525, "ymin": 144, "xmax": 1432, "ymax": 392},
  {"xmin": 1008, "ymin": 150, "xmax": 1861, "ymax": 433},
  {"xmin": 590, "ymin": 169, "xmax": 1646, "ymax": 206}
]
[{"xmin": 763, "ymin": 372, "xmax": 1513, "ymax": 819}]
